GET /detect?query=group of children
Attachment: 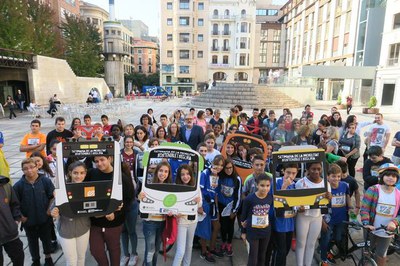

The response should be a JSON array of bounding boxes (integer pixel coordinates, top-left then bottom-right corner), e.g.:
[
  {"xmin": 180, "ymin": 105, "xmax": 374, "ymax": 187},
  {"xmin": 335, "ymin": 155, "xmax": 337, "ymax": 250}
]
[{"xmin": 2, "ymin": 104, "xmax": 400, "ymax": 266}]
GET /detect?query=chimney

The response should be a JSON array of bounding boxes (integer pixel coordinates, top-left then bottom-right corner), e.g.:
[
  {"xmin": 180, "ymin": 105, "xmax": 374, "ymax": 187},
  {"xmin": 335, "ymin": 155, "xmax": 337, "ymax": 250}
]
[{"xmin": 109, "ymin": 0, "xmax": 115, "ymax": 21}]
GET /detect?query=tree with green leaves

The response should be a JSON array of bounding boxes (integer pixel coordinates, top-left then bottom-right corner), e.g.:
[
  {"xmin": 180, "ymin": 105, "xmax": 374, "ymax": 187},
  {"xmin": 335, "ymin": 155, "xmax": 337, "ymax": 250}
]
[
  {"xmin": 125, "ymin": 72, "xmax": 160, "ymax": 90},
  {"xmin": 0, "ymin": 0, "xmax": 31, "ymax": 52},
  {"xmin": 60, "ymin": 14, "xmax": 103, "ymax": 77},
  {"xmin": 27, "ymin": 0, "xmax": 59, "ymax": 56},
  {"xmin": 0, "ymin": 0, "xmax": 58, "ymax": 56}
]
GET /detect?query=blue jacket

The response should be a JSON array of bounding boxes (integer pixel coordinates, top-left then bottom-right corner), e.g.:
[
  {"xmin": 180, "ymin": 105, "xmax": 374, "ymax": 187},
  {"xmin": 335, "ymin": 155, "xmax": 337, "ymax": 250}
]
[
  {"xmin": 179, "ymin": 125, "xmax": 204, "ymax": 150},
  {"xmin": 217, "ymin": 175, "xmax": 241, "ymax": 213},
  {"xmin": 200, "ymin": 169, "xmax": 217, "ymax": 203},
  {"xmin": 13, "ymin": 174, "xmax": 54, "ymax": 227},
  {"xmin": 263, "ymin": 118, "xmax": 278, "ymax": 131}
]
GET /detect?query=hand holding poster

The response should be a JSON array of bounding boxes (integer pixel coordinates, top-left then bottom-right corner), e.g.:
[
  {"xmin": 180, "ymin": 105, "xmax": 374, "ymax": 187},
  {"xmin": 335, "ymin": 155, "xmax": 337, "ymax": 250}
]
[
  {"xmin": 220, "ymin": 132, "xmax": 268, "ymax": 182},
  {"xmin": 272, "ymin": 145, "xmax": 329, "ymax": 216},
  {"xmin": 54, "ymin": 140, "xmax": 123, "ymax": 218},
  {"xmin": 139, "ymin": 143, "xmax": 203, "ymax": 217}
]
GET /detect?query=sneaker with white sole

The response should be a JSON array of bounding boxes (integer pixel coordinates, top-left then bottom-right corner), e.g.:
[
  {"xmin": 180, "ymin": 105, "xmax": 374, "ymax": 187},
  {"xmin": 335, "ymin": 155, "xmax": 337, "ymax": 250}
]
[
  {"xmin": 128, "ymin": 255, "xmax": 138, "ymax": 266},
  {"xmin": 120, "ymin": 256, "xmax": 130, "ymax": 266}
]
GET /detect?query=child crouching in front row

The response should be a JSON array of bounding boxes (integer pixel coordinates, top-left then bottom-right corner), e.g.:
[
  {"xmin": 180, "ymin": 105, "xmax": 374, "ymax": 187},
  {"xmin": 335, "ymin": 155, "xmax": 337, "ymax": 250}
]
[{"xmin": 240, "ymin": 173, "xmax": 273, "ymax": 266}]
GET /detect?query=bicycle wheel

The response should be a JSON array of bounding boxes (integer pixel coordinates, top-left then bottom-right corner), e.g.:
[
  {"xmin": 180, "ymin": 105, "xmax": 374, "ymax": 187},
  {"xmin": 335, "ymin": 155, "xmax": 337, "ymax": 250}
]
[{"xmin": 358, "ymin": 256, "xmax": 377, "ymax": 266}]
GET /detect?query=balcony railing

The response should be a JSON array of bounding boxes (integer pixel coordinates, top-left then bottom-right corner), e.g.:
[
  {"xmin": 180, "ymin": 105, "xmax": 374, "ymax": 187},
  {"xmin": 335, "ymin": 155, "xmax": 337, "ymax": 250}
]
[
  {"xmin": 0, "ymin": 48, "xmax": 34, "ymax": 69},
  {"xmin": 210, "ymin": 15, "xmax": 235, "ymax": 20},
  {"xmin": 222, "ymin": 47, "xmax": 230, "ymax": 52},
  {"xmin": 209, "ymin": 63, "xmax": 231, "ymax": 68},
  {"xmin": 222, "ymin": 30, "xmax": 231, "ymax": 36},
  {"xmin": 211, "ymin": 30, "xmax": 220, "ymax": 36},
  {"xmin": 387, "ymin": 57, "xmax": 399, "ymax": 66},
  {"xmin": 211, "ymin": 46, "xmax": 220, "ymax": 51}
]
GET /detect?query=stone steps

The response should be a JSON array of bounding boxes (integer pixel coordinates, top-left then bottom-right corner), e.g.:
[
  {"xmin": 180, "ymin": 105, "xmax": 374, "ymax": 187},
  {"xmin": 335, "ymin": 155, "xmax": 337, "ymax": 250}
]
[{"xmin": 191, "ymin": 83, "xmax": 302, "ymax": 109}]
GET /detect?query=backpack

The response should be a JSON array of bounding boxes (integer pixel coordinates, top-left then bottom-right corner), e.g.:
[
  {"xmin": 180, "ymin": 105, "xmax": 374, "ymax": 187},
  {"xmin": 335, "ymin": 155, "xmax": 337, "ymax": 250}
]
[{"xmin": 162, "ymin": 215, "xmax": 178, "ymax": 261}]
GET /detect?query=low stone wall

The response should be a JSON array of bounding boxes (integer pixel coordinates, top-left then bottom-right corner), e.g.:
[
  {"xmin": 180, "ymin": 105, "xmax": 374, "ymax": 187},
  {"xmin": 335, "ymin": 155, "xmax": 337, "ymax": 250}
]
[{"xmin": 28, "ymin": 55, "xmax": 109, "ymax": 105}]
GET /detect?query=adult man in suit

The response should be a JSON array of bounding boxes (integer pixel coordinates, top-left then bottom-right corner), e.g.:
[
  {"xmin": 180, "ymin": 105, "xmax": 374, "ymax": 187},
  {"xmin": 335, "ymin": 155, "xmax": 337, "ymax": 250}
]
[{"xmin": 180, "ymin": 114, "xmax": 204, "ymax": 150}]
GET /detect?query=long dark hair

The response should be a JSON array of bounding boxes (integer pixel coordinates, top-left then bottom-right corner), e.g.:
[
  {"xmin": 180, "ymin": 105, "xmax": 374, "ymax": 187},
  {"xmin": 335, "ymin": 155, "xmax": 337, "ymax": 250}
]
[
  {"xmin": 167, "ymin": 122, "xmax": 180, "ymax": 140},
  {"xmin": 69, "ymin": 117, "xmax": 81, "ymax": 131},
  {"xmin": 175, "ymin": 164, "xmax": 195, "ymax": 186},
  {"xmin": 156, "ymin": 126, "xmax": 166, "ymax": 139},
  {"xmin": 344, "ymin": 115, "xmax": 356, "ymax": 129},
  {"xmin": 67, "ymin": 161, "xmax": 87, "ymax": 183},
  {"xmin": 330, "ymin": 112, "xmax": 343, "ymax": 127},
  {"xmin": 134, "ymin": 125, "xmax": 149, "ymax": 142},
  {"xmin": 226, "ymin": 141, "xmax": 238, "ymax": 158},
  {"xmin": 153, "ymin": 161, "xmax": 172, "ymax": 184},
  {"xmin": 30, "ymin": 152, "xmax": 54, "ymax": 177},
  {"xmin": 220, "ymin": 158, "xmax": 240, "ymax": 188}
]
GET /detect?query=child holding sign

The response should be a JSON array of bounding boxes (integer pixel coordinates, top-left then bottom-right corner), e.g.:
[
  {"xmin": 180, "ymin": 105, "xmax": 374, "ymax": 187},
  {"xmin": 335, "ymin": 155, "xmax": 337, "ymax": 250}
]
[
  {"xmin": 271, "ymin": 163, "xmax": 298, "ymax": 266},
  {"xmin": 139, "ymin": 161, "xmax": 172, "ymax": 266},
  {"xmin": 172, "ymin": 164, "xmax": 202, "ymax": 266},
  {"xmin": 295, "ymin": 162, "xmax": 331, "ymax": 266},
  {"xmin": 240, "ymin": 173, "xmax": 273, "ymax": 266},
  {"xmin": 51, "ymin": 162, "xmax": 91, "ymax": 266},
  {"xmin": 320, "ymin": 164, "xmax": 351, "ymax": 266}
]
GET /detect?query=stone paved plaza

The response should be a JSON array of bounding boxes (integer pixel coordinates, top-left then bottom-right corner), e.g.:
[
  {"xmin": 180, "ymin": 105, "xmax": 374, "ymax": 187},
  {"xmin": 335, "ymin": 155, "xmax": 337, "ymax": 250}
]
[{"xmin": 2, "ymin": 97, "xmax": 400, "ymax": 265}]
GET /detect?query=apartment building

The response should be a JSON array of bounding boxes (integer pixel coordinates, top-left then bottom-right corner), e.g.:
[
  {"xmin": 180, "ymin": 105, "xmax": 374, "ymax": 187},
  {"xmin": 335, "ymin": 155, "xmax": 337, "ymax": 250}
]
[
  {"xmin": 119, "ymin": 20, "xmax": 149, "ymax": 39},
  {"xmin": 160, "ymin": 0, "xmax": 257, "ymax": 95},
  {"xmin": 254, "ymin": 0, "xmax": 285, "ymax": 84},
  {"xmin": 51, "ymin": 0, "xmax": 81, "ymax": 24},
  {"xmin": 281, "ymin": 0, "xmax": 388, "ymax": 103},
  {"xmin": 80, "ymin": 1, "xmax": 109, "ymax": 39},
  {"xmin": 160, "ymin": 0, "xmax": 210, "ymax": 95},
  {"xmin": 375, "ymin": 0, "xmax": 400, "ymax": 110},
  {"xmin": 208, "ymin": 0, "xmax": 257, "ymax": 84},
  {"xmin": 132, "ymin": 39, "xmax": 159, "ymax": 75},
  {"xmin": 281, "ymin": 0, "xmax": 360, "ymax": 101}
]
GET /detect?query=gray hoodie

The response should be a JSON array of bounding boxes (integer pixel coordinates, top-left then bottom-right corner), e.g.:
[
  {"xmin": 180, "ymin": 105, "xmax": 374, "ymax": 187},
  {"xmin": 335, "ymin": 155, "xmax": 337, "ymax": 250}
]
[{"xmin": 0, "ymin": 175, "xmax": 21, "ymax": 245}]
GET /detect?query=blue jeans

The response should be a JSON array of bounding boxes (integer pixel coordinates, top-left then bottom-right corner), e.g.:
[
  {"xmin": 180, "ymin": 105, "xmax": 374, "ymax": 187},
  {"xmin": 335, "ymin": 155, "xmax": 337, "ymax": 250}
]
[
  {"xmin": 24, "ymin": 220, "xmax": 52, "ymax": 262},
  {"xmin": 121, "ymin": 201, "xmax": 139, "ymax": 257},
  {"xmin": 18, "ymin": 101, "xmax": 25, "ymax": 111},
  {"xmin": 320, "ymin": 222, "xmax": 345, "ymax": 261},
  {"xmin": 143, "ymin": 220, "xmax": 165, "ymax": 266}
]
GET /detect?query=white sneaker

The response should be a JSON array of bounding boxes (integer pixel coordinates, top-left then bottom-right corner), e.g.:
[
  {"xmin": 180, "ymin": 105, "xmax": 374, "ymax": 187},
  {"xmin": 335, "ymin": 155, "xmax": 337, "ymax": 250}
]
[
  {"xmin": 128, "ymin": 255, "xmax": 138, "ymax": 266},
  {"xmin": 120, "ymin": 256, "xmax": 130, "ymax": 266}
]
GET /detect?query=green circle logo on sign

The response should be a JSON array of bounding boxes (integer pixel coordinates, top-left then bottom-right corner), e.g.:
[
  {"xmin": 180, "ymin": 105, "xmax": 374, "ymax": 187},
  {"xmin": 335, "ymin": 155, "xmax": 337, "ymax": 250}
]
[{"xmin": 163, "ymin": 194, "xmax": 177, "ymax": 207}]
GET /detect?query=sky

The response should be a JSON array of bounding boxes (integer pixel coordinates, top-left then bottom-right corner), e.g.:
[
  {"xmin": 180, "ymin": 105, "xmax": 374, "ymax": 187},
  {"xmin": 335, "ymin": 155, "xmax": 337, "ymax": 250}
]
[
  {"xmin": 84, "ymin": 0, "xmax": 160, "ymax": 36},
  {"xmin": 83, "ymin": 0, "xmax": 289, "ymax": 37}
]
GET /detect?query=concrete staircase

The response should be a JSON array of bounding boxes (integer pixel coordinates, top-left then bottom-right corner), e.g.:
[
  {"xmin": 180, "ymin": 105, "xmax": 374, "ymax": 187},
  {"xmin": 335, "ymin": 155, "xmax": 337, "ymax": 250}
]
[{"xmin": 191, "ymin": 83, "xmax": 302, "ymax": 109}]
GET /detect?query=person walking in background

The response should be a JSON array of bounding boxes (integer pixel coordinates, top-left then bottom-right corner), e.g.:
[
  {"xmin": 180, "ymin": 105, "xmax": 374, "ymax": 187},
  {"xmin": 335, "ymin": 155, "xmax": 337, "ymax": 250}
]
[
  {"xmin": 15, "ymin": 89, "xmax": 26, "ymax": 113},
  {"xmin": 346, "ymin": 95, "xmax": 353, "ymax": 115},
  {"xmin": 4, "ymin": 95, "xmax": 17, "ymax": 119},
  {"xmin": 47, "ymin": 94, "xmax": 60, "ymax": 118}
]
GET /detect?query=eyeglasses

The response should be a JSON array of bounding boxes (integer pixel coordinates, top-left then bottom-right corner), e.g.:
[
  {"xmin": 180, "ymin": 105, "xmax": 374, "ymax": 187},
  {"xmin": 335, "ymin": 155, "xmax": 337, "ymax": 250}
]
[
  {"xmin": 225, "ymin": 166, "xmax": 233, "ymax": 170},
  {"xmin": 22, "ymin": 166, "xmax": 37, "ymax": 171}
]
